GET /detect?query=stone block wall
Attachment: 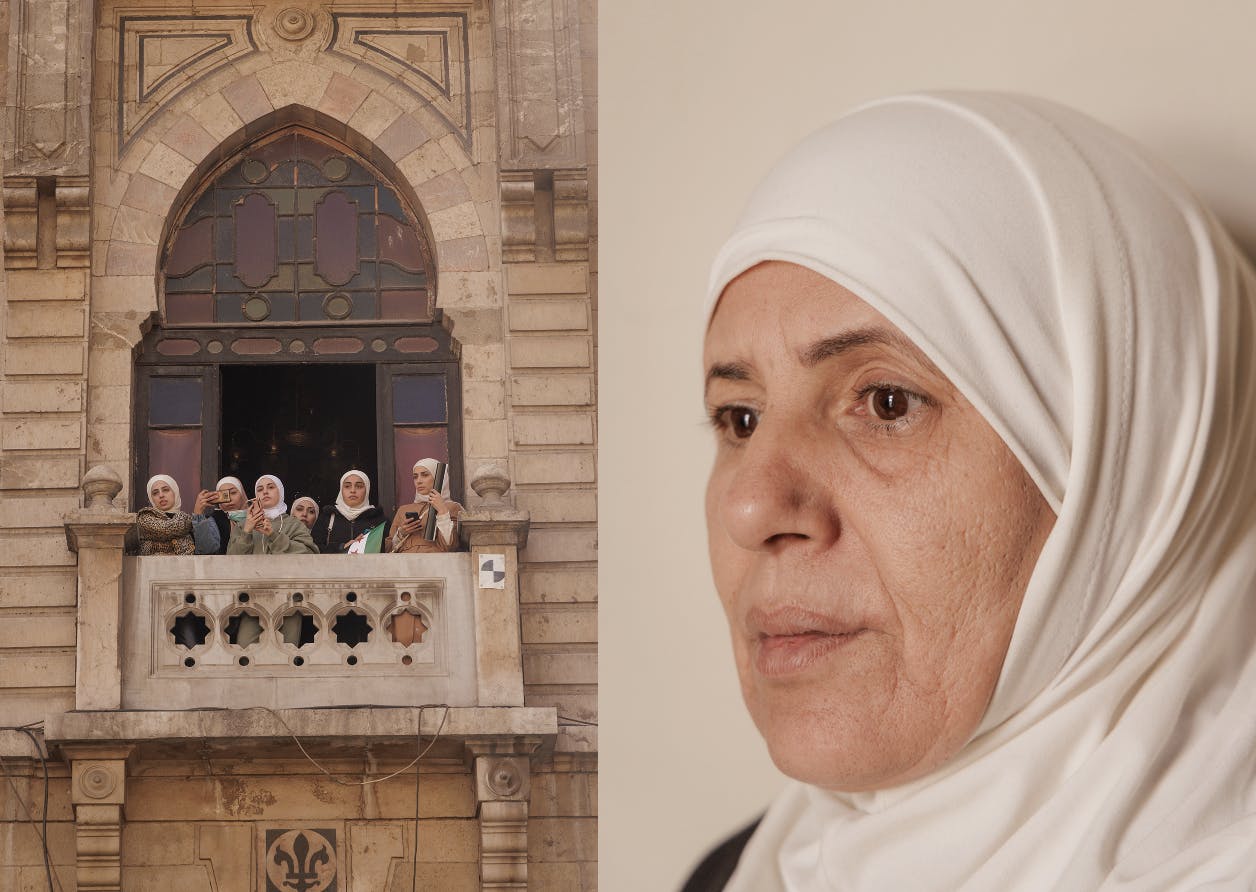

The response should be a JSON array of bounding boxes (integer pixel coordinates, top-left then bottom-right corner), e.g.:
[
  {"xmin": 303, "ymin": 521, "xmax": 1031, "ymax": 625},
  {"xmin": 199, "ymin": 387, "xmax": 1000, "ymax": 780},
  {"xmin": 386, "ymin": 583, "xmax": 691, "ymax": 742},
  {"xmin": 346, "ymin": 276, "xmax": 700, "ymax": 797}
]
[{"xmin": 2, "ymin": 0, "xmax": 597, "ymax": 883}]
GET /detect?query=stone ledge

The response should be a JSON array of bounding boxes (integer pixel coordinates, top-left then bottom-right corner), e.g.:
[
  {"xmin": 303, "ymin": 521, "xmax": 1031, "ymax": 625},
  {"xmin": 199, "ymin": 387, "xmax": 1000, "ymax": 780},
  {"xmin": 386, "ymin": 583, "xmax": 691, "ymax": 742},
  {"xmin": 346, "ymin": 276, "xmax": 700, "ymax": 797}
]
[{"xmin": 44, "ymin": 706, "xmax": 558, "ymax": 750}]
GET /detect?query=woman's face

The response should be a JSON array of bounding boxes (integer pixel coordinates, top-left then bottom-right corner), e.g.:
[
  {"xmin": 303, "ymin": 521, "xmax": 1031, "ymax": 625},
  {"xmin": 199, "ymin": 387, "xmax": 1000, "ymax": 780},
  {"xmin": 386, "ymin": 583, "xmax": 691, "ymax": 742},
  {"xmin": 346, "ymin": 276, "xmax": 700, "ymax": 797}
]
[
  {"xmin": 293, "ymin": 501, "xmax": 318, "ymax": 529},
  {"xmin": 149, "ymin": 481, "xmax": 176, "ymax": 512},
  {"xmin": 219, "ymin": 484, "xmax": 245, "ymax": 511},
  {"xmin": 414, "ymin": 466, "xmax": 434, "ymax": 495},
  {"xmin": 255, "ymin": 478, "xmax": 281, "ymax": 509},
  {"xmin": 703, "ymin": 262, "xmax": 1055, "ymax": 792},
  {"xmin": 341, "ymin": 474, "xmax": 367, "ymax": 507}
]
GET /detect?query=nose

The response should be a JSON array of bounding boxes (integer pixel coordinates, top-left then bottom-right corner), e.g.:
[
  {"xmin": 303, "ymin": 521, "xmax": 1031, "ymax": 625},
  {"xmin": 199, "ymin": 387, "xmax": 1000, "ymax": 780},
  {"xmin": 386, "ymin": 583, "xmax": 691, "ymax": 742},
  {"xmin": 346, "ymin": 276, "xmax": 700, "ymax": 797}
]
[{"xmin": 713, "ymin": 417, "xmax": 842, "ymax": 553}]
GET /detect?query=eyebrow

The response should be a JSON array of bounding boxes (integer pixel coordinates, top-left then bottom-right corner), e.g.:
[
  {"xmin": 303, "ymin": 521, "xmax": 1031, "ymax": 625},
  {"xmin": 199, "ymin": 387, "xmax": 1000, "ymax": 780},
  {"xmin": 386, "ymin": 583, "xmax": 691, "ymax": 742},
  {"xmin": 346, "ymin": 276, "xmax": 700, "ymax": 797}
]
[{"xmin": 705, "ymin": 326, "xmax": 927, "ymax": 394}]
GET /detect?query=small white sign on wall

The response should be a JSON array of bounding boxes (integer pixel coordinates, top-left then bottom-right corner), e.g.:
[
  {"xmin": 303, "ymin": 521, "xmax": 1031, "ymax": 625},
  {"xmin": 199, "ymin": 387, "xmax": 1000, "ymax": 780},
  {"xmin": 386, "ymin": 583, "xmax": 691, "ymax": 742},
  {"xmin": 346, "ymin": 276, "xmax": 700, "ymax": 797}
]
[{"xmin": 479, "ymin": 554, "xmax": 506, "ymax": 589}]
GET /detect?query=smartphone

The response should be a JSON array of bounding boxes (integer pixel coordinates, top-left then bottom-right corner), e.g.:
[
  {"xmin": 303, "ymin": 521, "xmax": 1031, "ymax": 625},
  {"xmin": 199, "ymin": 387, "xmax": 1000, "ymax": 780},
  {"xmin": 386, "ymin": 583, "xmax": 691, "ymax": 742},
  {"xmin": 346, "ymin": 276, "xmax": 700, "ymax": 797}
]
[{"xmin": 405, "ymin": 511, "xmax": 419, "ymax": 521}]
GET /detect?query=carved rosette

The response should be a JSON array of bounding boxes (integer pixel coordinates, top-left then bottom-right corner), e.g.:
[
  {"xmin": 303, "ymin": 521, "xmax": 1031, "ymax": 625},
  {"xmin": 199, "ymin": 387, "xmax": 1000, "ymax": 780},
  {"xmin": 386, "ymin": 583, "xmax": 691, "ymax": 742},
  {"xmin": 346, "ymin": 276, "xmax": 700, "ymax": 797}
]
[{"xmin": 274, "ymin": 7, "xmax": 315, "ymax": 41}]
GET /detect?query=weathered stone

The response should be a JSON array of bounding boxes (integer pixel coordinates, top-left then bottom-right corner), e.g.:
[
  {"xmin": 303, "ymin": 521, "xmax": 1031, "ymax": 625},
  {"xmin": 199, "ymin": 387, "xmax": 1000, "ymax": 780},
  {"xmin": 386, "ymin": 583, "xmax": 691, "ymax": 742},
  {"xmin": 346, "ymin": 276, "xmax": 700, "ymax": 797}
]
[
  {"xmin": 0, "ymin": 533, "xmax": 76, "ymax": 568},
  {"xmin": 139, "ymin": 142, "xmax": 196, "ymax": 191},
  {"xmin": 0, "ymin": 651, "xmax": 75, "ymax": 688},
  {"xmin": 461, "ymin": 344, "xmax": 506, "ymax": 381},
  {"xmin": 512, "ymin": 413, "xmax": 594, "ymax": 446},
  {"xmin": 0, "ymin": 614, "xmax": 76, "ymax": 649},
  {"xmin": 515, "ymin": 491, "xmax": 596, "ymax": 523},
  {"xmin": 505, "ymin": 263, "xmax": 588, "ymax": 295},
  {"xmin": 521, "ymin": 605, "xmax": 596, "ymax": 644},
  {"xmin": 509, "ymin": 336, "xmax": 591, "ymax": 369},
  {"xmin": 105, "ymin": 241, "xmax": 158, "ymax": 276},
  {"xmin": 187, "ymin": 91, "xmax": 245, "ymax": 143},
  {"xmin": 526, "ymin": 816, "xmax": 596, "ymax": 862},
  {"xmin": 4, "ymin": 269, "xmax": 88, "ymax": 301},
  {"xmin": 6, "ymin": 303, "xmax": 85, "ymax": 338},
  {"xmin": 256, "ymin": 61, "xmax": 334, "ymax": 111},
  {"xmin": 320, "ymin": 73, "xmax": 372, "ymax": 123},
  {"xmin": 0, "ymin": 572, "xmax": 77, "ymax": 608},
  {"xmin": 429, "ymin": 202, "xmax": 483, "ymax": 241},
  {"xmin": 120, "ymin": 820, "xmax": 195, "ymax": 865},
  {"xmin": 521, "ymin": 528, "xmax": 597, "ymax": 563},
  {"xmin": 221, "ymin": 75, "xmax": 275, "ymax": 124},
  {"xmin": 519, "ymin": 569, "xmax": 597, "ymax": 604},
  {"xmin": 510, "ymin": 374, "xmax": 592, "ymax": 407},
  {"xmin": 160, "ymin": 115, "xmax": 219, "ymax": 164},
  {"xmin": 438, "ymin": 271, "xmax": 500, "ymax": 309},
  {"xmin": 0, "ymin": 494, "xmax": 81, "ymax": 528},
  {"xmin": 512, "ymin": 452, "xmax": 595, "ymax": 485},
  {"xmin": 110, "ymin": 205, "xmax": 164, "ymax": 246},
  {"xmin": 2, "ymin": 417, "xmax": 81, "ymax": 450},
  {"xmin": 466, "ymin": 419, "xmax": 509, "ymax": 457},
  {"xmin": 463, "ymin": 381, "xmax": 507, "ymax": 419},
  {"xmin": 119, "ymin": 174, "xmax": 177, "ymax": 218},
  {"xmin": 1, "ymin": 380, "xmax": 83, "ymax": 414},
  {"xmin": 508, "ymin": 299, "xmax": 588, "ymax": 331},
  {"xmin": 348, "ymin": 91, "xmax": 402, "ymax": 140}
]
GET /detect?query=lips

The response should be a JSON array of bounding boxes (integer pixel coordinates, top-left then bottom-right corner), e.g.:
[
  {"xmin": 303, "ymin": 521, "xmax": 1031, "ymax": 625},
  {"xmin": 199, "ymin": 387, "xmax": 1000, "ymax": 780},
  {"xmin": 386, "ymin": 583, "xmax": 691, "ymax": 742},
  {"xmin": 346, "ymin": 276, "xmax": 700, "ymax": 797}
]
[{"xmin": 747, "ymin": 606, "xmax": 866, "ymax": 678}]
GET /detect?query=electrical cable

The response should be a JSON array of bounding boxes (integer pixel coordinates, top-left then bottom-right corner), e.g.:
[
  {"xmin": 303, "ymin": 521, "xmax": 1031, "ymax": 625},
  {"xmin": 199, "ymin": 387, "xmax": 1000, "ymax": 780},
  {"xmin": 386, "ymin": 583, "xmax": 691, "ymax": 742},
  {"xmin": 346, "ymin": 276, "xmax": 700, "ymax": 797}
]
[
  {"xmin": 249, "ymin": 705, "xmax": 448, "ymax": 786},
  {"xmin": 557, "ymin": 714, "xmax": 598, "ymax": 726},
  {"xmin": 0, "ymin": 723, "xmax": 59, "ymax": 892}
]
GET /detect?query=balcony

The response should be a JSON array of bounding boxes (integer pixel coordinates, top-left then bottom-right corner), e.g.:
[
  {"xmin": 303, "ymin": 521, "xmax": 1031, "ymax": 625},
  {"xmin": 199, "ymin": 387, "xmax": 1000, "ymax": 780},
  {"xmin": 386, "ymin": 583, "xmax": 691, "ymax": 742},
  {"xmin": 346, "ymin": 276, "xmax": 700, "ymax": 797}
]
[{"xmin": 43, "ymin": 464, "xmax": 554, "ymax": 889}]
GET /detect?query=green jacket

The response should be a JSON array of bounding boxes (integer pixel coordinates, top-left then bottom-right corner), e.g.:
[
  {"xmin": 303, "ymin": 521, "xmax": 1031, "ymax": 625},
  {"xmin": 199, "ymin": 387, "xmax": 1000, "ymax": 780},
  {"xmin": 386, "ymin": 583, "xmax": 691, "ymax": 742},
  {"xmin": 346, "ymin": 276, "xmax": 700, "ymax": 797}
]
[{"xmin": 226, "ymin": 514, "xmax": 317, "ymax": 555}]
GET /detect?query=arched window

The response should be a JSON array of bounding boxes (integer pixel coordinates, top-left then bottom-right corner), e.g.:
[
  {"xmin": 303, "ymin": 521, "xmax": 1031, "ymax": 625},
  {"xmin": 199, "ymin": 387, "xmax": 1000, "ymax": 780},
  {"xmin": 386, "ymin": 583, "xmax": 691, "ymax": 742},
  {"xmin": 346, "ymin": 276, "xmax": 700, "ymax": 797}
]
[{"xmin": 134, "ymin": 127, "xmax": 462, "ymax": 518}]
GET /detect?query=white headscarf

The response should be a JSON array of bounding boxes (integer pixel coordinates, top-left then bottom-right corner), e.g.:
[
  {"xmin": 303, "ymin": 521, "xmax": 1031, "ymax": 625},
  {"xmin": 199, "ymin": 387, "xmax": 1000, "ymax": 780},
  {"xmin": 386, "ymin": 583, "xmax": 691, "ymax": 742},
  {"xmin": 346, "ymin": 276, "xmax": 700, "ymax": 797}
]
[
  {"xmin": 254, "ymin": 474, "xmax": 288, "ymax": 520},
  {"xmin": 334, "ymin": 469, "xmax": 375, "ymax": 521},
  {"xmin": 145, "ymin": 474, "xmax": 182, "ymax": 512},
  {"xmin": 708, "ymin": 93, "xmax": 1256, "ymax": 891},
  {"xmin": 291, "ymin": 496, "xmax": 319, "ymax": 524},
  {"xmin": 214, "ymin": 475, "xmax": 246, "ymax": 518},
  {"xmin": 413, "ymin": 458, "xmax": 453, "ymax": 540}
]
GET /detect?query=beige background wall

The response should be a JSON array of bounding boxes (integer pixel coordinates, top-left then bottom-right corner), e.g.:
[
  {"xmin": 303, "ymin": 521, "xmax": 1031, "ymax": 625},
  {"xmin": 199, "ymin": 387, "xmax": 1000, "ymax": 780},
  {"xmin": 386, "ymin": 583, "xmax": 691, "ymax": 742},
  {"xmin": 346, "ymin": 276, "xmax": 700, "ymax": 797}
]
[{"xmin": 600, "ymin": 1, "xmax": 1256, "ymax": 888}]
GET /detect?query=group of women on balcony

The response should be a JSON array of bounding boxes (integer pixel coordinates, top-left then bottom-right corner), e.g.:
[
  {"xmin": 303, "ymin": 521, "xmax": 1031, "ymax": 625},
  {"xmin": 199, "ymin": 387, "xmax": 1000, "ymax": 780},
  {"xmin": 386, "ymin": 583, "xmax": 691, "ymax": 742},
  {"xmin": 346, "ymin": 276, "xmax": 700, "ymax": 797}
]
[{"xmin": 132, "ymin": 458, "xmax": 462, "ymax": 556}]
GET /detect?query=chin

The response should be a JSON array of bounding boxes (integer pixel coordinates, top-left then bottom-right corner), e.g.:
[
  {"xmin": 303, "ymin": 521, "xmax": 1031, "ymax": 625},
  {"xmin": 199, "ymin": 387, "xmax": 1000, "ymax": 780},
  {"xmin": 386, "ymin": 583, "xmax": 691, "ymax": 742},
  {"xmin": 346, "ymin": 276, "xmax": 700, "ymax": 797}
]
[{"xmin": 744, "ymin": 679, "xmax": 946, "ymax": 792}]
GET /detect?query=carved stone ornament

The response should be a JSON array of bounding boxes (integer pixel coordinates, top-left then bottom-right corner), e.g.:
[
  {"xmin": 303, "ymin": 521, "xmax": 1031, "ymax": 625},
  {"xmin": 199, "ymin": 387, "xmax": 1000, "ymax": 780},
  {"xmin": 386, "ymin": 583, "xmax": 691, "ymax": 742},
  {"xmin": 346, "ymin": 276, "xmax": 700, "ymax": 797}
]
[
  {"xmin": 327, "ymin": 12, "xmax": 472, "ymax": 147},
  {"xmin": 264, "ymin": 828, "xmax": 338, "ymax": 892},
  {"xmin": 470, "ymin": 463, "xmax": 512, "ymax": 505},
  {"xmin": 275, "ymin": 7, "xmax": 315, "ymax": 41},
  {"xmin": 82, "ymin": 465, "xmax": 124, "ymax": 511},
  {"xmin": 486, "ymin": 757, "xmax": 523, "ymax": 797},
  {"xmin": 115, "ymin": 13, "xmax": 258, "ymax": 154},
  {"xmin": 80, "ymin": 764, "xmax": 118, "ymax": 799}
]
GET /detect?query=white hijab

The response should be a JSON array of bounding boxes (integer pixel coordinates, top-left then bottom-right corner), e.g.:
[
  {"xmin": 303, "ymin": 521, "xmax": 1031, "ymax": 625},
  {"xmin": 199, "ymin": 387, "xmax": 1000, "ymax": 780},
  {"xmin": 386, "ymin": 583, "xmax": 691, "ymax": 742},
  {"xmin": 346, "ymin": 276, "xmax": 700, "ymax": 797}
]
[
  {"xmin": 708, "ymin": 92, "xmax": 1256, "ymax": 891},
  {"xmin": 145, "ymin": 474, "xmax": 182, "ymax": 512},
  {"xmin": 254, "ymin": 474, "xmax": 288, "ymax": 520},
  {"xmin": 413, "ymin": 458, "xmax": 453, "ymax": 540},
  {"xmin": 334, "ymin": 469, "xmax": 375, "ymax": 521}
]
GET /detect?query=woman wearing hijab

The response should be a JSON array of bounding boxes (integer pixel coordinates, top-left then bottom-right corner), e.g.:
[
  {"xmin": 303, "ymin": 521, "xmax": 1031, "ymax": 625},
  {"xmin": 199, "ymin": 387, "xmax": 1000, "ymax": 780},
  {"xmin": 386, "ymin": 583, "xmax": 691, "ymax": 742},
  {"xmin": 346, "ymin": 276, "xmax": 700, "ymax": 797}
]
[
  {"xmin": 291, "ymin": 496, "xmax": 319, "ymax": 531},
  {"xmin": 196, "ymin": 475, "xmax": 247, "ymax": 555},
  {"xmin": 226, "ymin": 474, "xmax": 317, "ymax": 555},
  {"xmin": 132, "ymin": 474, "xmax": 221, "ymax": 555},
  {"xmin": 689, "ymin": 92, "xmax": 1256, "ymax": 890},
  {"xmin": 310, "ymin": 470, "xmax": 389, "ymax": 554},
  {"xmin": 388, "ymin": 458, "xmax": 462, "ymax": 553}
]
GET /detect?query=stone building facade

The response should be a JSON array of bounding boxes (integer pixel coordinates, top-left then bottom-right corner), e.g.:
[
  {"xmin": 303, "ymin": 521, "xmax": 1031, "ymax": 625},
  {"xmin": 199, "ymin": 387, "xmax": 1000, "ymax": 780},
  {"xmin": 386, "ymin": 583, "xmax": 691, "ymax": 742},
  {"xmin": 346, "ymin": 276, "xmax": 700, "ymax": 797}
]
[{"xmin": 0, "ymin": 0, "xmax": 596, "ymax": 888}]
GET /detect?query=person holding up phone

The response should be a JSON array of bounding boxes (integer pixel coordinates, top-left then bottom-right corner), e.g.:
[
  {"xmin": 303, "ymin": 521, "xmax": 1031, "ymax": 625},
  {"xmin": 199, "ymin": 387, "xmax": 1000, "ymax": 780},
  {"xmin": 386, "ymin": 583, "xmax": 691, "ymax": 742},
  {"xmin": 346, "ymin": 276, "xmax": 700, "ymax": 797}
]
[
  {"xmin": 387, "ymin": 458, "xmax": 462, "ymax": 553},
  {"xmin": 226, "ymin": 474, "xmax": 317, "ymax": 555},
  {"xmin": 196, "ymin": 475, "xmax": 247, "ymax": 555}
]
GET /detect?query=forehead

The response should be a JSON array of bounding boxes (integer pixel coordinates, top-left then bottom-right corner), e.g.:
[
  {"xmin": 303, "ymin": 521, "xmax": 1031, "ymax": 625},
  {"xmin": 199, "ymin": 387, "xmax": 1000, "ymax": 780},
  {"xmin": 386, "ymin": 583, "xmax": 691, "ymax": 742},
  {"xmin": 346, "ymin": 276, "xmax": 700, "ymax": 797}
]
[
  {"xmin": 344, "ymin": 474, "xmax": 365, "ymax": 484},
  {"xmin": 704, "ymin": 261, "xmax": 927, "ymax": 372}
]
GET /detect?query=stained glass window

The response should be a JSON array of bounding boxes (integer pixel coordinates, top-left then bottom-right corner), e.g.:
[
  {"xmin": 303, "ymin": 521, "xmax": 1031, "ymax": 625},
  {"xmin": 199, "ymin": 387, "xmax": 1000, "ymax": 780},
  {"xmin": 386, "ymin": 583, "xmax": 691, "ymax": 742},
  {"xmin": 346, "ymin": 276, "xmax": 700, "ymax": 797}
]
[{"xmin": 163, "ymin": 129, "xmax": 435, "ymax": 325}]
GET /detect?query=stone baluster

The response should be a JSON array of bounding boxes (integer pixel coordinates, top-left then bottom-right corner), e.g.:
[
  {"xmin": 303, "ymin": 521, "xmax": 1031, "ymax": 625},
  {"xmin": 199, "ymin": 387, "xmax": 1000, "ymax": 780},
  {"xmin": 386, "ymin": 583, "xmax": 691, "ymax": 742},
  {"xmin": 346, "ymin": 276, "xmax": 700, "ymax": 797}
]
[
  {"xmin": 459, "ymin": 464, "xmax": 530, "ymax": 707},
  {"xmin": 63, "ymin": 465, "xmax": 134, "ymax": 710}
]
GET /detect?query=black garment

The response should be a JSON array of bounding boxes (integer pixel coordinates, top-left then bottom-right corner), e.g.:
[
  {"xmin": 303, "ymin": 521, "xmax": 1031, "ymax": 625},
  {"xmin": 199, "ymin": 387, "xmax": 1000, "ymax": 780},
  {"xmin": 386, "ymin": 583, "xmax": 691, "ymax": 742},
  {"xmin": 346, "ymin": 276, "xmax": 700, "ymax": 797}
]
[
  {"xmin": 207, "ymin": 509, "xmax": 232, "ymax": 555},
  {"xmin": 681, "ymin": 817, "xmax": 762, "ymax": 892},
  {"xmin": 309, "ymin": 505, "xmax": 388, "ymax": 554}
]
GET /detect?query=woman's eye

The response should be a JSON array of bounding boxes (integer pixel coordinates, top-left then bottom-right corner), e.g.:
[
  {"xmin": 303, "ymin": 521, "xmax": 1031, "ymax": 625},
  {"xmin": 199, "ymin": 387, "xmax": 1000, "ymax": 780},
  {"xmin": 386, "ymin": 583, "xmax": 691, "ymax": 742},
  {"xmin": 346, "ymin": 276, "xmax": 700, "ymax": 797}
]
[
  {"xmin": 856, "ymin": 383, "xmax": 931, "ymax": 429},
  {"xmin": 870, "ymin": 386, "xmax": 912, "ymax": 421},
  {"xmin": 712, "ymin": 406, "xmax": 759, "ymax": 439}
]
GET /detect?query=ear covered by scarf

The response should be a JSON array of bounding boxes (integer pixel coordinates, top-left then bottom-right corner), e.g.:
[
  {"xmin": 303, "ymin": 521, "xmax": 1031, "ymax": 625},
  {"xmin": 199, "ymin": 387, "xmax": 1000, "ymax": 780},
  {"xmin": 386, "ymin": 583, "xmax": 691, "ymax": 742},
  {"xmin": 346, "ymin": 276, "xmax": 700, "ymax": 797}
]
[
  {"xmin": 334, "ymin": 469, "xmax": 375, "ymax": 521},
  {"xmin": 710, "ymin": 92, "xmax": 1256, "ymax": 891},
  {"xmin": 146, "ymin": 474, "xmax": 182, "ymax": 512},
  {"xmin": 254, "ymin": 474, "xmax": 288, "ymax": 519}
]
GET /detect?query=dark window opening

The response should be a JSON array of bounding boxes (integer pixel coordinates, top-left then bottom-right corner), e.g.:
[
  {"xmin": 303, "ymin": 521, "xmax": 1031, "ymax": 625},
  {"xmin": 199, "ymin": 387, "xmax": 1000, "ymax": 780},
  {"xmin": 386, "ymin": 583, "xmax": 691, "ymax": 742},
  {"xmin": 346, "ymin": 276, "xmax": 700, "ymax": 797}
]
[
  {"xmin": 280, "ymin": 611, "xmax": 318, "ymax": 648},
  {"xmin": 171, "ymin": 612, "xmax": 211, "ymax": 649},
  {"xmin": 220, "ymin": 364, "xmax": 377, "ymax": 509},
  {"xmin": 332, "ymin": 611, "xmax": 372, "ymax": 648}
]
